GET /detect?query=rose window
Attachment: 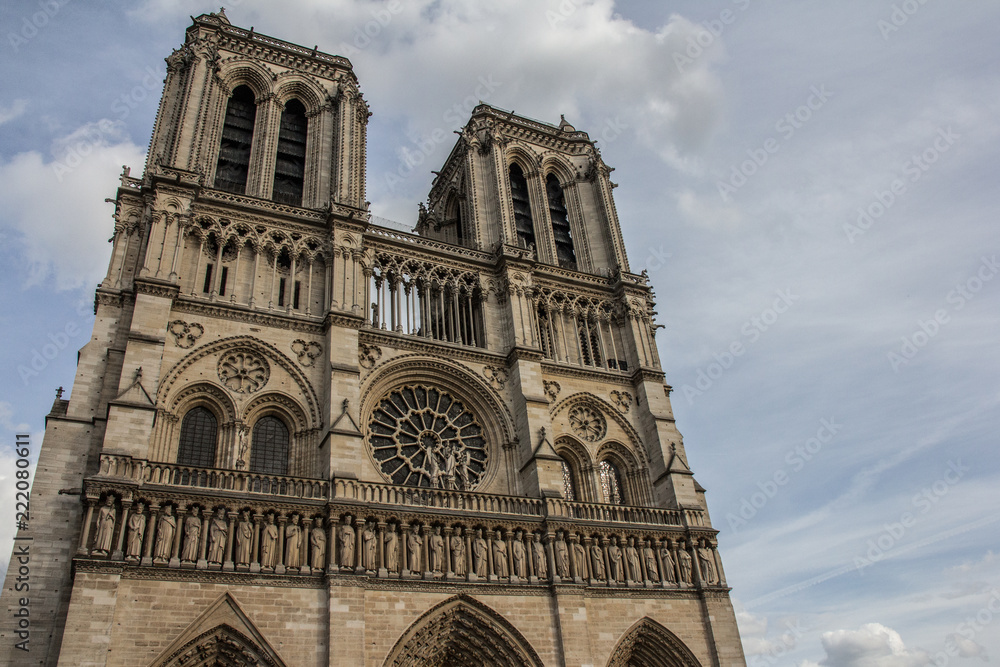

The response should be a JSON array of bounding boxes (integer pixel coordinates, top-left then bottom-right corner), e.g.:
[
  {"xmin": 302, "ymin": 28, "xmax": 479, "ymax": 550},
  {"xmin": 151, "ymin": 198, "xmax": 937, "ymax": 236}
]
[
  {"xmin": 217, "ymin": 350, "xmax": 270, "ymax": 394},
  {"xmin": 368, "ymin": 385, "xmax": 488, "ymax": 489},
  {"xmin": 568, "ymin": 405, "xmax": 606, "ymax": 442}
]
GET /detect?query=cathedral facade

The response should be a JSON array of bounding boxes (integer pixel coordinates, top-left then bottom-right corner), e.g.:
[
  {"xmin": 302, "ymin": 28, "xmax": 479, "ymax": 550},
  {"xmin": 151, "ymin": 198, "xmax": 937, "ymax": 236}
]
[{"xmin": 0, "ymin": 12, "xmax": 746, "ymax": 666}]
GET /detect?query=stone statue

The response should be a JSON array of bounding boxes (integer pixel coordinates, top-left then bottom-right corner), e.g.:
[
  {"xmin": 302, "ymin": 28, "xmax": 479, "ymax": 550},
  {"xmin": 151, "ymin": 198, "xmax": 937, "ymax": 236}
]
[
  {"xmin": 456, "ymin": 451, "xmax": 469, "ymax": 489},
  {"xmin": 428, "ymin": 447, "xmax": 441, "ymax": 488},
  {"xmin": 590, "ymin": 543, "xmax": 606, "ymax": 580},
  {"xmin": 385, "ymin": 525, "xmax": 399, "ymax": 572},
  {"xmin": 572, "ymin": 540, "xmax": 587, "ymax": 578},
  {"xmin": 340, "ymin": 521, "xmax": 355, "ymax": 569},
  {"xmin": 643, "ymin": 540, "xmax": 658, "ymax": 580},
  {"xmin": 492, "ymin": 530, "xmax": 508, "ymax": 578},
  {"xmin": 532, "ymin": 534, "xmax": 547, "ymax": 579},
  {"xmin": 473, "ymin": 529, "xmax": 488, "ymax": 577},
  {"xmin": 260, "ymin": 514, "xmax": 278, "ymax": 568},
  {"xmin": 284, "ymin": 515, "xmax": 301, "ymax": 567},
  {"xmin": 235, "ymin": 511, "xmax": 253, "ymax": 565},
  {"xmin": 554, "ymin": 533, "xmax": 569, "ymax": 577},
  {"xmin": 511, "ymin": 529, "xmax": 526, "ymax": 578},
  {"xmin": 659, "ymin": 544, "xmax": 676, "ymax": 583},
  {"xmin": 625, "ymin": 537, "xmax": 641, "ymax": 581},
  {"xmin": 429, "ymin": 526, "xmax": 444, "ymax": 573},
  {"xmin": 310, "ymin": 525, "xmax": 326, "ymax": 570},
  {"xmin": 93, "ymin": 497, "xmax": 116, "ymax": 555},
  {"xmin": 451, "ymin": 527, "xmax": 466, "ymax": 575},
  {"xmin": 362, "ymin": 521, "xmax": 377, "ymax": 571},
  {"xmin": 181, "ymin": 507, "xmax": 201, "ymax": 562},
  {"xmin": 698, "ymin": 545, "xmax": 717, "ymax": 584},
  {"xmin": 126, "ymin": 502, "xmax": 145, "ymax": 559},
  {"xmin": 407, "ymin": 525, "xmax": 422, "ymax": 572},
  {"xmin": 208, "ymin": 514, "xmax": 228, "ymax": 563},
  {"xmin": 607, "ymin": 537, "xmax": 623, "ymax": 582},
  {"xmin": 678, "ymin": 545, "xmax": 693, "ymax": 584},
  {"xmin": 443, "ymin": 445, "xmax": 456, "ymax": 476},
  {"xmin": 154, "ymin": 506, "xmax": 176, "ymax": 561}
]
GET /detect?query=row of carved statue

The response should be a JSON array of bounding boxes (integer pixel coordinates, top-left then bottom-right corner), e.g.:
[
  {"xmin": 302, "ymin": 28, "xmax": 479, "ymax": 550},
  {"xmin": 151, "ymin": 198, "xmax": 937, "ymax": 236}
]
[{"xmin": 79, "ymin": 495, "xmax": 722, "ymax": 586}]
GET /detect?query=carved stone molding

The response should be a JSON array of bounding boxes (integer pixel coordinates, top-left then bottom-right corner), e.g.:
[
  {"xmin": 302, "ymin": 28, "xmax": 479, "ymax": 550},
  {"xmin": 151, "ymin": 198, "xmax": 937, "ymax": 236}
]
[
  {"xmin": 359, "ymin": 343, "xmax": 382, "ymax": 369},
  {"xmin": 217, "ymin": 350, "xmax": 270, "ymax": 394},
  {"xmin": 543, "ymin": 380, "xmax": 560, "ymax": 402},
  {"xmin": 482, "ymin": 365, "xmax": 507, "ymax": 391},
  {"xmin": 568, "ymin": 405, "xmax": 606, "ymax": 442},
  {"xmin": 610, "ymin": 390, "xmax": 633, "ymax": 413},
  {"xmin": 168, "ymin": 320, "xmax": 205, "ymax": 349},
  {"xmin": 290, "ymin": 339, "xmax": 322, "ymax": 367}
]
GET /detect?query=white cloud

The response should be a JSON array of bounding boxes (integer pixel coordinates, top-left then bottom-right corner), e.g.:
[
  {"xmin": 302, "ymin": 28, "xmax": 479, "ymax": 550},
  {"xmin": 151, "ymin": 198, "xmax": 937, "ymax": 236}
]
[
  {"xmin": 0, "ymin": 121, "xmax": 146, "ymax": 289},
  {"xmin": 945, "ymin": 634, "xmax": 988, "ymax": 661},
  {"xmin": 0, "ymin": 402, "xmax": 30, "ymax": 433},
  {"xmin": 815, "ymin": 624, "xmax": 931, "ymax": 667},
  {"xmin": 0, "ymin": 99, "xmax": 28, "ymax": 126}
]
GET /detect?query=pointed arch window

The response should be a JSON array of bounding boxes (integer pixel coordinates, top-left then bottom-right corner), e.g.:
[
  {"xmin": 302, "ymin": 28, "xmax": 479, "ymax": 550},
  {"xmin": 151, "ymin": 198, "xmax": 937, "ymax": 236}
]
[
  {"xmin": 176, "ymin": 407, "xmax": 218, "ymax": 468},
  {"xmin": 214, "ymin": 85, "xmax": 257, "ymax": 195},
  {"xmin": 599, "ymin": 459, "xmax": 624, "ymax": 505},
  {"xmin": 509, "ymin": 164, "xmax": 536, "ymax": 251},
  {"xmin": 250, "ymin": 416, "xmax": 289, "ymax": 476},
  {"xmin": 546, "ymin": 174, "xmax": 577, "ymax": 269},
  {"xmin": 560, "ymin": 457, "xmax": 577, "ymax": 501},
  {"xmin": 272, "ymin": 99, "xmax": 307, "ymax": 206}
]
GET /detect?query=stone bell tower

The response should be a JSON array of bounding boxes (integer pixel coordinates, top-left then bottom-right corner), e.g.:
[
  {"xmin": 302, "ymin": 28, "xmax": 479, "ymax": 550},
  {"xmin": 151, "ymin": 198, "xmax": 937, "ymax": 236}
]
[{"xmin": 0, "ymin": 11, "xmax": 746, "ymax": 666}]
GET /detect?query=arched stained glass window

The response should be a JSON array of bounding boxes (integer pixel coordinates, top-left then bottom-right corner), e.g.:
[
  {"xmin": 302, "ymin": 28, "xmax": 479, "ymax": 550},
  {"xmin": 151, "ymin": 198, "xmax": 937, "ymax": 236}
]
[
  {"xmin": 560, "ymin": 458, "xmax": 576, "ymax": 501},
  {"xmin": 214, "ymin": 85, "xmax": 256, "ymax": 195},
  {"xmin": 546, "ymin": 174, "xmax": 576, "ymax": 269},
  {"xmin": 250, "ymin": 416, "xmax": 289, "ymax": 476},
  {"xmin": 599, "ymin": 460, "xmax": 624, "ymax": 505},
  {"xmin": 177, "ymin": 407, "xmax": 218, "ymax": 468},
  {"xmin": 272, "ymin": 99, "xmax": 307, "ymax": 206}
]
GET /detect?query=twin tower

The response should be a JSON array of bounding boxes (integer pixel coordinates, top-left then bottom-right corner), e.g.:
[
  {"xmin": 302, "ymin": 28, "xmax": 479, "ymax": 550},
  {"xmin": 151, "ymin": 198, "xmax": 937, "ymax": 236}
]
[{"xmin": 1, "ymin": 11, "xmax": 746, "ymax": 666}]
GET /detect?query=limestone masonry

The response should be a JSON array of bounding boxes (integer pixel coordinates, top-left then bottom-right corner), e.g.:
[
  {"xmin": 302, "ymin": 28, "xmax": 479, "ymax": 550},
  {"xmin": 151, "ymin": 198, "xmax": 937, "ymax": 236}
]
[{"xmin": 1, "ymin": 11, "xmax": 747, "ymax": 666}]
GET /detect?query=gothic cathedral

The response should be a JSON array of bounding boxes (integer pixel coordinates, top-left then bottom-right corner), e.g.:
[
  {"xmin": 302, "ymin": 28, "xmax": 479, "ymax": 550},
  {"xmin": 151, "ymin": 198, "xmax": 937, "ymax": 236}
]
[{"xmin": 1, "ymin": 12, "xmax": 746, "ymax": 666}]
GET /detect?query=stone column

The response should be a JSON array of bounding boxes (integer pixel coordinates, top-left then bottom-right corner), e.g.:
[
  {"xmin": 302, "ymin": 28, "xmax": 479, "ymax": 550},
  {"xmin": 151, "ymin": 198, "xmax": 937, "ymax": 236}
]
[
  {"xmin": 77, "ymin": 499, "xmax": 96, "ymax": 556},
  {"xmin": 112, "ymin": 501, "xmax": 131, "ymax": 561},
  {"xmin": 275, "ymin": 516, "xmax": 287, "ymax": 575},
  {"xmin": 223, "ymin": 511, "xmax": 237, "ymax": 572},
  {"xmin": 141, "ymin": 505, "xmax": 158, "ymax": 566}
]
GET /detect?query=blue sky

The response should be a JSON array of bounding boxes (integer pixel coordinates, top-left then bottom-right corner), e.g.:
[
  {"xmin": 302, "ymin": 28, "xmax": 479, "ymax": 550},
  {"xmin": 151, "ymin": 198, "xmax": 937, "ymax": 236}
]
[{"xmin": 1, "ymin": 1, "xmax": 998, "ymax": 664}]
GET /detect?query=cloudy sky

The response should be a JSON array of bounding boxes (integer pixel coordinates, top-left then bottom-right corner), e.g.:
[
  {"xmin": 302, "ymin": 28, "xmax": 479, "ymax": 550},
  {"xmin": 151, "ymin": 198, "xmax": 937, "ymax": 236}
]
[{"xmin": 1, "ymin": 1, "xmax": 998, "ymax": 664}]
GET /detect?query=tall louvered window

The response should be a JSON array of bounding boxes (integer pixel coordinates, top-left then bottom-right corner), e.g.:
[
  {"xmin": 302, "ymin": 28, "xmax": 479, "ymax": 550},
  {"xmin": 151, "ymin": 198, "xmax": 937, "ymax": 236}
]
[
  {"xmin": 250, "ymin": 416, "xmax": 289, "ymax": 476},
  {"xmin": 546, "ymin": 174, "xmax": 577, "ymax": 269},
  {"xmin": 214, "ymin": 86, "xmax": 256, "ymax": 195},
  {"xmin": 272, "ymin": 99, "xmax": 307, "ymax": 206},
  {"xmin": 176, "ymin": 407, "xmax": 218, "ymax": 468},
  {"xmin": 509, "ymin": 164, "xmax": 536, "ymax": 251}
]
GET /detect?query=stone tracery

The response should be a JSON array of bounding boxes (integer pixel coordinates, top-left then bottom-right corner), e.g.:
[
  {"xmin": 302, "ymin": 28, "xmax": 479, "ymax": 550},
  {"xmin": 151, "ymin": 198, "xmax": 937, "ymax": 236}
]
[{"xmin": 368, "ymin": 384, "xmax": 488, "ymax": 489}]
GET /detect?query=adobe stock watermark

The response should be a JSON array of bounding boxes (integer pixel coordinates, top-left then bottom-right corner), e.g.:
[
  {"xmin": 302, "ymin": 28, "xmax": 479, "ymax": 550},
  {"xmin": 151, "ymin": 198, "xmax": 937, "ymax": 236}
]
[
  {"xmin": 931, "ymin": 589, "xmax": 1000, "ymax": 666},
  {"xmin": 17, "ymin": 300, "xmax": 90, "ymax": 385},
  {"xmin": 844, "ymin": 126, "xmax": 959, "ymax": 243},
  {"xmin": 717, "ymin": 85, "xmax": 833, "ymax": 202},
  {"xmin": 335, "ymin": 0, "xmax": 403, "ymax": 58},
  {"xmin": 726, "ymin": 418, "xmax": 842, "ymax": 533},
  {"xmin": 747, "ymin": 619, "xmax": 808, "ymax": 667},
  {"xmin": 6, "ymin": 0, "xmax": 72, "ymax": 53},
  {"xmin": 854, "ymin": 459, "xmax": 968, "ymax": 573},
  {"xmin": 887, "ymin": 255, "xmax": 997, "ymax": 371},
  {"xmin": 878, "ymin": 0, "xmax": 933, "ymax": 41},
  {"xmin": 51, "ymin": 64, "xmax": 164, "ymax": 182},
  {"xmin": 681, "ymin": 289, "xmax": 799, "ymax": 404},
  {"xmin": 383, "ymin": 75, "xmax": 502, "ymax": 193},
  {"xmin": 672, "ymin": 0, "xmax": 754, "ymax": 74}
]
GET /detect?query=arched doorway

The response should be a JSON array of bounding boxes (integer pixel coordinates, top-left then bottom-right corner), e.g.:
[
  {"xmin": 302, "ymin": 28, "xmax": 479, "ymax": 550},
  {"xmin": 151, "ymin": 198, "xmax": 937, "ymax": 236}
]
[
  {"xmin": 606, "ymin": 617, "xmax": 703, "ymax": 667},
  {"xmin": 384, "ymin": 595, "xmax": 543, "ymax": 667}
]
